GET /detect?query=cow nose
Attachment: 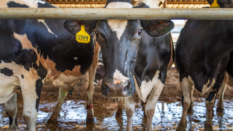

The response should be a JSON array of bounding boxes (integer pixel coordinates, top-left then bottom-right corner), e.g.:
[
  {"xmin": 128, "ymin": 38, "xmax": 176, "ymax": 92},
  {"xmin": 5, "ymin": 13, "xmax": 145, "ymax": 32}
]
[{"xmin": 105, "ymin": 79, "xmax": 130, "ymax": 97}]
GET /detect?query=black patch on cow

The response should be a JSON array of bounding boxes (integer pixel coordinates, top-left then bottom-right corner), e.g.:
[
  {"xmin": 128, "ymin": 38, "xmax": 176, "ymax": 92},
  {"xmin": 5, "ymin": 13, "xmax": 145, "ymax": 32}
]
[
  {"xmin": 206, "ymin": 91, "xmax": 216, "ymax": 101},
  {"xmin": 0, "ymin": 0, "xmax": 95, "ymax": 85},
  {"xmin": 7, "ymin": 2, "xmax": 29, "ymax": 8},
  {"xmin": 175, "ymin": 20, "xmax": 233, "ymax": 103},
  {"xmin": 0, "ymin": 68, "xmax": 13, "ymax": 77},
  {"xmin": 37, "ymin": 62, "xmax": 47, "ymax": 79},
  {"xmin": 134, "ymin": 33, "xmax": 172, "ymax": 87},
  {"xmin": 37, "ymin": 2, "xmax": 56, "ymax": 8},
  {"xmin": 134, "ymin": 2, "xmax": 149, "ymax": 8},
  {"xmin": 227, "ymin": 51, "xmax": 233, "ymax": 78},
  {"xmin": 35, "ymin": 79, "xmax": 43, "ymax": 112},
  {"xmin": 16, "ymin": 49, "xmax": 38, "ymax": 71},
  {"xmin": 6, "ymin": 112, "xmax": 13, "ymax": 127},
  {"xmin": 21, "ymin": 74, "xmax": 24, "ymax": 79}
]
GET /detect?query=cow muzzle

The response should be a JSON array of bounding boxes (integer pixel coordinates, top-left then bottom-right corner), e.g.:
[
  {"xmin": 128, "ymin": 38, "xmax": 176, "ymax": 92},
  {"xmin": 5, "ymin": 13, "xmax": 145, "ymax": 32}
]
[{"xmin": 102, "ymin": 79, "xmax": 134, "ymax": 97}]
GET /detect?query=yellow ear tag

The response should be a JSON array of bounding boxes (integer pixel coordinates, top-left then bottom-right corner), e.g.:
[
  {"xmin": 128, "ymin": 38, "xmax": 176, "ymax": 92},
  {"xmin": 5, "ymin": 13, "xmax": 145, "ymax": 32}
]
[
  {"xmin": 76, "ymin": 25, "xmax": 90, "ymax": 44},
  {"xmin": 210, "ymin": 0, "xmax": 220, "ymax": 8}
]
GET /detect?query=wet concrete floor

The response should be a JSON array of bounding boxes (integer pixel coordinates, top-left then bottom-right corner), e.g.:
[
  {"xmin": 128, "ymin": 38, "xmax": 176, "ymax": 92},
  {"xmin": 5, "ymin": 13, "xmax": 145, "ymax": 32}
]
[
  {"xmin": 0, "ymin": 98, "xmax": 233, "ymax": 131},
  {"xmin": 0, "ymin": 69, "xmax": 233, "ymax": 131}
]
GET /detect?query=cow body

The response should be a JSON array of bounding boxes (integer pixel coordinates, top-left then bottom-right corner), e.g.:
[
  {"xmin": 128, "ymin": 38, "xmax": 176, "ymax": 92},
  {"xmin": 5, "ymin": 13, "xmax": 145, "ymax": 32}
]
[
  {"xmin": 64, "ymin": 0, "xmax": 173, "ymax": 130},
  {"xmin": 0, "ymin": 0, "xmax": 99, "ymax": 130},
  {"xmin": 175, "ymin": 1, "xmax": 233, "ymax": 129},
  {"xmin": 67, "ymin": 0, "xmax": 173, "ymax": 130}
]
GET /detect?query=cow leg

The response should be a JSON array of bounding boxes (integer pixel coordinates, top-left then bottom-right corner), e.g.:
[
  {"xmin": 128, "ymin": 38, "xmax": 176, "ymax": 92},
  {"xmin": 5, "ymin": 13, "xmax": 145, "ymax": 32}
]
[
  {"xmin": 86, "ymin": 81, "xmax": 95, "ymax": 123},
  {"xmin": 205, "ymin": 91, "xmax": 216, "ymax": 131},
  {"xmin": 116, "ymin": 98, "xmax": 124, "ymax": 117},
  {"xmin": 86, "ymin": 71, "xmax": 95, "ymax": 123},
  {"xmin": 21, "ymin": 78, "xmax": 43, "ymax": 131},
  {"xmin": 86, "ymin": 43, "xmax": 99, "ymax": 123},
  {"xmin": 145, "ymin": 81, "xmax": 164, "ymax": 131},
  {"xmin": 217, "ymin": 80, "xmax": 227, "ymax": 113},
  {"xmin": 5, "ymin": 93, "xmax": 18, "ymax": 130},
  {"xmin": 177, "ymin": 77, "xmax": 192, "ymax": 131},
  {"xmin": 187, "ymin": 85, "xmax": 194, "ymax": 113},
  {"xmin": 125, "ymin": 96, "xmax": 135, "ymax": 131},
  {"xmin": 141, "ymin": 101, "xmax": 146, "ymax": 117},
  {"xmin": 47, "ymin": 87, "xmax": 68, "ymax": 124}
]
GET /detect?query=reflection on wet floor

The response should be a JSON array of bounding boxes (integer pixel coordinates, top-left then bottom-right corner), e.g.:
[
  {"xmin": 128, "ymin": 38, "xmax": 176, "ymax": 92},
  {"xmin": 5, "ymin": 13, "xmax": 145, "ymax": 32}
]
[{"xmin": 0, "ymin": 99, "xmax": 233, "ymax": 131}]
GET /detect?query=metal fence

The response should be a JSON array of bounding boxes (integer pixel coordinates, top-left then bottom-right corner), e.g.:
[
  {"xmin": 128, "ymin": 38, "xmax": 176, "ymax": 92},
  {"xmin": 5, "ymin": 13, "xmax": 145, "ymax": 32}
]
[{"xmin": 0, "ymin": 8, "xmax": 232, "ymax": 20}]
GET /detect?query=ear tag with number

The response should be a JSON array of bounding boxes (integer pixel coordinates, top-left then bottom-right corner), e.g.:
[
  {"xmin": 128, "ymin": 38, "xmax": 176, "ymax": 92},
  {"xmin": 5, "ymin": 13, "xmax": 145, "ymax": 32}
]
[
  {"xmin": 76, "ymin": 25, "xmax": 90, "ymax": 44},
  {"xmin": 210, "ymin": 0, "xmax": 220, "ymax": 8}
]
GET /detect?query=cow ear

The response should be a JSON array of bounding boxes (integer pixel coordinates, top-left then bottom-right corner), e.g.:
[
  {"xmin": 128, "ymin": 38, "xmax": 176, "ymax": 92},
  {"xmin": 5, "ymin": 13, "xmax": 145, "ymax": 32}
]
[
  {"xmin": 64, "ymin": 20, "xmax": 97, "ymax": 35},
  {"xmin": 141, "ymin": 20, "xmax": 174, "ymax": 37}
]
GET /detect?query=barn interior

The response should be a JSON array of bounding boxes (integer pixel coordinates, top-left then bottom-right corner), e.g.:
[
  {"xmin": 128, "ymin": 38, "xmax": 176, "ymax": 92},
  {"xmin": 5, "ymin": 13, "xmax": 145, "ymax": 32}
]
[{"xmin": 0, "ymin": 0, "xmax": 233, "ymax": 131}]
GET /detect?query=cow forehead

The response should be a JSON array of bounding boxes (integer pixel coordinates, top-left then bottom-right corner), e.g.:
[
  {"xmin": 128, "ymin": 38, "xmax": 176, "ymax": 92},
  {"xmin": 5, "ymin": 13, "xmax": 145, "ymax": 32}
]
[
  {"xmin": 105, "ymin": 2, "xmax": 133, "ymax": 8},
  {"xmin": 135, "ymin": 0, "xmax": 162, "ymax": 8},
  {"xmin": 107, "ymin": 20, "xmax": 128, "ymax": 40},
  {"xmin": 105, "ymin": 2, "xmax": 133, "ymax": 40}
]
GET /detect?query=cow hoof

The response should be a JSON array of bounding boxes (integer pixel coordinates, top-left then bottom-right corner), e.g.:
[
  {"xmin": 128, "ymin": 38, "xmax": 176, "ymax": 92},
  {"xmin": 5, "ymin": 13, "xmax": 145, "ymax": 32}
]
[
  {"xmin": 176, "ymin": 123, "xmax": 186, "ymax": 131},
  {"xmin": 115, "ymin": 110, "xmax": 122, "ymax": 117},
  {"xmin": 86, "ymin": 116, "xmax": 94, "ymax": 123},
  {"xmin": 217, "ymin": 107, "xmax": 224, "ymax": 113},
  {"xmin": 204, "ymin": 123, "xmax": 213, "ymax": 131},
  {"xmin": 8, "ymin": 127, "xmax": 18, "ymax": 131}
]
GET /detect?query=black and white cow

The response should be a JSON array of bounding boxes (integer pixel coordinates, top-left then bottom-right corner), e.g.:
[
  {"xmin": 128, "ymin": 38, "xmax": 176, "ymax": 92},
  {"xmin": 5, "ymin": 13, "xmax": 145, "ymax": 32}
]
[
  {"xmin": 0, "ymin": 0, "xmax": 99, "ymax": 130},
  {"xmin": 175, "ymin": 0, "xmax": 233, "ymax": 130},
  {"xmin": 64, "ymin": 0, "xmax": 174, "ymax": 130}
]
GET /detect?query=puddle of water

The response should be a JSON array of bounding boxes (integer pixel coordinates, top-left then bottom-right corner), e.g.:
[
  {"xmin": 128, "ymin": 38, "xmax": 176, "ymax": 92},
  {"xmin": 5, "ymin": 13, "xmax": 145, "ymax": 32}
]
[{"xmin": 0, "ymin": 99, "xmax": 233, "ymax": 131}]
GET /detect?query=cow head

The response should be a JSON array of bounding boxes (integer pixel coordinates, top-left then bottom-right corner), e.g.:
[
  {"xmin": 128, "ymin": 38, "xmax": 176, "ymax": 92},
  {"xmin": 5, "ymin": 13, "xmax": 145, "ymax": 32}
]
[
  {"xmin": 64, "ymin": 0, "xmax": 174, "ymax": 97},
  {"xmin": 207, "ymin": 0, "xmax": 233, "ymax": 7}
]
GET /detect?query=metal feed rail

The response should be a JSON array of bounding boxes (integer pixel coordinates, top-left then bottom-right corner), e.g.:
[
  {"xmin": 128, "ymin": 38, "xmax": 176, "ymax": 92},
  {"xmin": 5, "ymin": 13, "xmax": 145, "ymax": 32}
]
[{"xmin": 0, "ymin": 8, "xmax": 232, "ymax": 20}]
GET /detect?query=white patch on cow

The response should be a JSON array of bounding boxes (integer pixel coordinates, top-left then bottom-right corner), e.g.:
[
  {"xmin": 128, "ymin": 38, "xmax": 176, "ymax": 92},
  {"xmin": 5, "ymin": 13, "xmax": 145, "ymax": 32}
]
[
  {"xmin": 181, "ymin": 77, "xmax": 192, "ymax": 104},
  {"xmin": 38, "ymin": 19, "xmax": 58, "ymax": 37},
  {"xmin": 0, "ymin": 61, "xmax": 34, "ymax": 104},
  {"xmin": 52, "ymin": 74, "xmax": 79, "ymax": 88},
  {"xmin": 201, "ymin": 79, "xmax": 216, "ymax": 96},
  {"xmin": 74, "ymin": 57, "xmax": 78, "ymax": 60},
  {"xmin": 13, "ymin": 33, "xmax": 34, "ymax": 50},
  {"xmin": 0, "ymin": 73, "xmax": 18, "ymax": 103},
  {"xmin": 134, "ymin": 70, "xmax": 160, "ymax": 102},
  {"xmin": 105, "ymin": 2, "xmax": 133, "ymax": 8},
  {"xmin": 107, "ymin": 20, "xmax": 128, "ymax": 40},
  {"xmin": 106, "ymin": 2, "xmax": 132, "ymax": 40},
  {"xmin": 33, "ymin": 0, "xmax": 46, "ymax": 4},
  {"xmin": 135, "ymin": 0, "xmax": 163, "ymax": 8},
  {"xmin": 145, "ymin": 79, "xmax": 163, "ymax": 110},
  {"xmin": 113, "ymin": 69, "xmax": 129, "ymax": 83}
]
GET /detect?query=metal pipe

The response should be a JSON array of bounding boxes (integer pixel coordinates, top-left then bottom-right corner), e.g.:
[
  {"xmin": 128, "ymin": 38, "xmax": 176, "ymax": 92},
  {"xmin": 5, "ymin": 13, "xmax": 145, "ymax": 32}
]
[{"xmin": 0, "ymin": 8, "xmax": 233, "ymax": 20}]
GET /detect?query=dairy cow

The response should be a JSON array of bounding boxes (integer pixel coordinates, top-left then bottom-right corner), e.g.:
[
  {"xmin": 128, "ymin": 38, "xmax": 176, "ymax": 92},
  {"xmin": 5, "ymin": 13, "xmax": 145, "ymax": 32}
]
[
  {"xmin": 64, "ymin": 0, "xmax": 174, "ymax": 130},
  {"xmin": 0, "ymin": 0, "xmax": 99, "ymax": 130},
  {"xmin": 175, "ymin": 0, "xmax": 233, "ymax": 130}
]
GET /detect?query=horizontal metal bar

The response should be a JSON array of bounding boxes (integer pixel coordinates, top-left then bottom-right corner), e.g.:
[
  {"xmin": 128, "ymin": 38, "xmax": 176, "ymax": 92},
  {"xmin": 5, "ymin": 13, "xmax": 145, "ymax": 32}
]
[{"xmin": 0, "ymin": 8, "xmax": 233, "ymax": 20}]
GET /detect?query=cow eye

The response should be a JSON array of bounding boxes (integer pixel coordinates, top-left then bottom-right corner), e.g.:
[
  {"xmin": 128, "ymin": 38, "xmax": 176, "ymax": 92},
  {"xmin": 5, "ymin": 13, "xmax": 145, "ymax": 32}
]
[
  {"xmin": 138, "ymin": 29, "xmax": 142, "ymax": 35},
  {"xmin": 132, "ymin": 29, "xmax": 143, "ymax": 41}
]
